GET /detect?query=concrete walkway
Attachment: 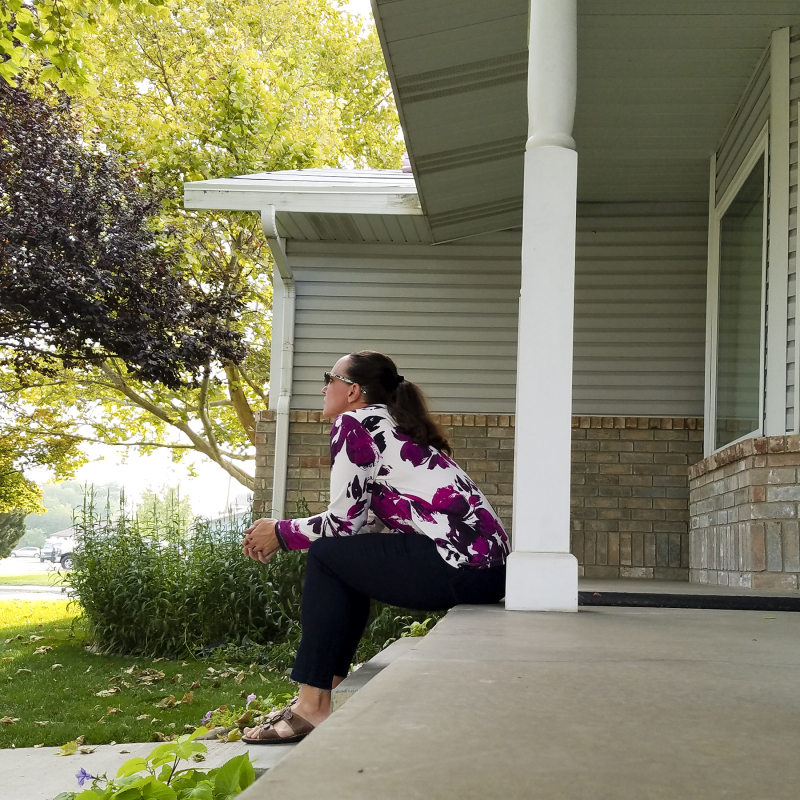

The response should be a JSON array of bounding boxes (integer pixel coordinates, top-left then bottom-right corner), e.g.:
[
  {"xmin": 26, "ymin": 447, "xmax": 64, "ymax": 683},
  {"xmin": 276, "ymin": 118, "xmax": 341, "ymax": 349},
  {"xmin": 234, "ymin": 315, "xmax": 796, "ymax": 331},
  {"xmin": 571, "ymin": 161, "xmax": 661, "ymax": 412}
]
[
  {"xmin": 0, "ymin": 738, "xmax": 296, "ymax": 799},
  {"xmin": 243, "ymin": 603, "xmax": 800, "ymax": 800}
]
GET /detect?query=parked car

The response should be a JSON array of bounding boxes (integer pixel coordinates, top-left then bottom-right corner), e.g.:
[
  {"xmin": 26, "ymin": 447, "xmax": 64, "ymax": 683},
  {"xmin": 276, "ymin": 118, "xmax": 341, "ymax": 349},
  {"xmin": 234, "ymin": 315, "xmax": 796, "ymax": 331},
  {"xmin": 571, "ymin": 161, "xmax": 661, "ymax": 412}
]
[
  {"xmin": 40, "ymin": 534, "xmax": 76, "ymax": 569},
  {"xmin": 10, "ymin": 546, "xmax": 41, "ymax": 558}
]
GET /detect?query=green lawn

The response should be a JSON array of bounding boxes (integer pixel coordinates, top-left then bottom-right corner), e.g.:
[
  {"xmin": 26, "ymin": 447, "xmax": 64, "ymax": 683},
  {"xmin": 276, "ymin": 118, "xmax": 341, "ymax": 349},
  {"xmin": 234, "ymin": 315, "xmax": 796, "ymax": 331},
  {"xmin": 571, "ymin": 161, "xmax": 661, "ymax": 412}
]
[
  {"xmin": 0, "ymin": 573, "xmax": 64, "ymax": 587},
  {"xmin": 0, "ymin": 600, "xmax": 294, "ymax": 749}
]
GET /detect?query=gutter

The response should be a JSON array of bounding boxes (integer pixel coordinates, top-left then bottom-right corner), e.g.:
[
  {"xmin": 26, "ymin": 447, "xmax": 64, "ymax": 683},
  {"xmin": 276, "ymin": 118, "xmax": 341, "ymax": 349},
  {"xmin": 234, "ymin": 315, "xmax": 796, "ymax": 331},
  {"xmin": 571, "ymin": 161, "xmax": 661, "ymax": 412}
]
[{"xmin": 262, "ymin": 205, "xmax": 294, "ymax": 520}]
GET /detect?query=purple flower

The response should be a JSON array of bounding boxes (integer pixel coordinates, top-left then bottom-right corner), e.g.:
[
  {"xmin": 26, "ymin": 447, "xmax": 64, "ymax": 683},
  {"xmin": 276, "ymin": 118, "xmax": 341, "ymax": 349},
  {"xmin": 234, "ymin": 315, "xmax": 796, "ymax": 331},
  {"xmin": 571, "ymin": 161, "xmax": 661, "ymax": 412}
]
[
  {"xmin": 201, "ymin": 710, "xmax": 213, "ymax": 725},
  {"xmin": 246, "ymin": 694, "xmax": 257, "ymax": 709},
  {"xmin": 76, "ymin": 768, "xmax": 93, "ymax": 788}
]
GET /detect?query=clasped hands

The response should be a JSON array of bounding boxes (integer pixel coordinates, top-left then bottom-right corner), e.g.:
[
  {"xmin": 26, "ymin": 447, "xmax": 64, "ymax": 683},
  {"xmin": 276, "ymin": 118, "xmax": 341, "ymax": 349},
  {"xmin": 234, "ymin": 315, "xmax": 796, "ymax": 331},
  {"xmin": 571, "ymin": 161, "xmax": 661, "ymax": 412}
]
[{"xmin": 242, "ymin": 518, "xmax": 281, "ymax": 564}]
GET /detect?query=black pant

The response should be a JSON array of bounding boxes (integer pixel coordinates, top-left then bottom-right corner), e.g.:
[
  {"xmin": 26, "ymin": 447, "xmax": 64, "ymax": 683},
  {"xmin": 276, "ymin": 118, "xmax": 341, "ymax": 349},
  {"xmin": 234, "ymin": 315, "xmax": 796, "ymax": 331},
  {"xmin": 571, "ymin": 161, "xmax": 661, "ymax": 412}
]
[{"xmin": 290, "ymin": 533, "xmax": 506, "ymax": 690}]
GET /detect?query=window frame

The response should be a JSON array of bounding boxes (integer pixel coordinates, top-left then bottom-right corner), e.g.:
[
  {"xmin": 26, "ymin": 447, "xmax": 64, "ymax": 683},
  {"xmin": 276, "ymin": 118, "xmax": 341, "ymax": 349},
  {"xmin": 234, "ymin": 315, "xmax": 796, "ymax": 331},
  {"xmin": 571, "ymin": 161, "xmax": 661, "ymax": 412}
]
[{"xmin": 704, "ymin": 123, "xmax": 770, "ymax": 456}]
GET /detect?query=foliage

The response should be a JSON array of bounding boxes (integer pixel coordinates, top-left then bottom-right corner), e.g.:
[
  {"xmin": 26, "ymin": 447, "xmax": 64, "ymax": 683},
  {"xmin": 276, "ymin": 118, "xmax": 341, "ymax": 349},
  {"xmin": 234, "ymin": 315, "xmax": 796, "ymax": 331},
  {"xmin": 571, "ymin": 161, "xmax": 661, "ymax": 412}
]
[
  {"xmin": 0, "ymin": 600, "xmax": 292, "ymax": 748},
  {"xmin": 0, "ymin": 80, "xmax": 247, "ymax": 390},
  {"xmin": 67, "ymin": 495, "xmax": 441, "ymax": 667},
  {"xmin": 135, "ymin": 487, "xmax": 194, "ymax": 530},
  {"xmin": 21, "ymin": 482, "xmax": 123, "ymax": 548},
  {"xmin": 0, "ymin": 0, "xmax": 166, "ymax": 95},
  {"xmin": 0, "ymin": 510, "xmax": 25, "ymax": 557},
  {"xmin": 0, "ymin": 0, "xmax": 403, "ymax": 490},
  {"xmin": 51, "ymin": 729, "xmax": 257, "ymax": 800}
]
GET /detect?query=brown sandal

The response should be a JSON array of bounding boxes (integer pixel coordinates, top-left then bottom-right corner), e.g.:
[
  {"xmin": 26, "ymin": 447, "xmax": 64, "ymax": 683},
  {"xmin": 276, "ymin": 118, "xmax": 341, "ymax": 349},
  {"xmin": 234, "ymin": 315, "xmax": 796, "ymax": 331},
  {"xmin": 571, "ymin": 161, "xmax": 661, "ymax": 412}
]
[{"xmin": 241, "ymin": 707, "xmax": 315, "ymax": 744}]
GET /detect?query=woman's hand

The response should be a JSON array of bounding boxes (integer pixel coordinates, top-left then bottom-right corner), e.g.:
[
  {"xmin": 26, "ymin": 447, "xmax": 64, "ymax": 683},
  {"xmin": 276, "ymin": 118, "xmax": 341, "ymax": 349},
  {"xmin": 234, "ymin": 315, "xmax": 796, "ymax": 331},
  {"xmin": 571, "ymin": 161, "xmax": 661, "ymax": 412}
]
[{"xmin": 242, "ymin": 518, "xmax": 280, "ymax": 564}]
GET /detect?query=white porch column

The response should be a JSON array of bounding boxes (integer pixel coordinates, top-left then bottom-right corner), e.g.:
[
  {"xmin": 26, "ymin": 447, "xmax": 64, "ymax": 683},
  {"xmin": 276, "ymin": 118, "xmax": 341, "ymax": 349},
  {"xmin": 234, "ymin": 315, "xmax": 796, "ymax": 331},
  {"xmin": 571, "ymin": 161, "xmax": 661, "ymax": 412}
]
[{"xmin": 505, "ymin": 0, "xmax": 579, "ymax": 611}]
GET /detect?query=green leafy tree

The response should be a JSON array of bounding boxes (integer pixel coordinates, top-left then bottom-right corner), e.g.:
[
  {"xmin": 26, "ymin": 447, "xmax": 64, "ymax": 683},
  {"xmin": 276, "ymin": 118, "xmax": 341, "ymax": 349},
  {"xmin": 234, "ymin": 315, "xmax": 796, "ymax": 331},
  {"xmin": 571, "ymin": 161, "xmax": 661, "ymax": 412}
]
[
  {"xmin": 135, "ymin": 485, "xmax": 193, "ymax": 529},
  {"xmin": 1, "ymin": 0, "xmax": 402, "ymax": 490},
  {"xmin": 0, "ymin": 510, "xmax": 26, "ymax": 557}
]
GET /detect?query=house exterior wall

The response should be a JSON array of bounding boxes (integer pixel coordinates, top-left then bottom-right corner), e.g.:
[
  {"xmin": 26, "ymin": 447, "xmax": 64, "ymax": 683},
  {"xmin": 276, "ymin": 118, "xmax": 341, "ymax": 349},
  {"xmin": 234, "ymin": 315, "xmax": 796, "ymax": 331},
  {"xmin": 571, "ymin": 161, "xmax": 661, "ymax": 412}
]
[
  {"xmin": 254, "ymin": 411, "xmax": 702, "ymax": 580},
  {"xmin": 689, "ymin": 436, "xmax": 800, "ymax": 591},
  {"xmin": 788, "ymin": 27, "xmax": 800, "ymax": 430},
  {"xmin": 284, "ymin": 202, "xmax": 707, "ymax": 417}
]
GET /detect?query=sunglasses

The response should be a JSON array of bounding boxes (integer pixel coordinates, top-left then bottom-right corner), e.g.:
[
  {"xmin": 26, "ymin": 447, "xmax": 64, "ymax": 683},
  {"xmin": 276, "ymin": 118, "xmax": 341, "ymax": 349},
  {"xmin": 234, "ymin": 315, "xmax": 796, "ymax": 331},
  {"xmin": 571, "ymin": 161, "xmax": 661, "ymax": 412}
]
[{"xmin": 324, "ymin": 372, "xmax": 366, "ymax": 393}]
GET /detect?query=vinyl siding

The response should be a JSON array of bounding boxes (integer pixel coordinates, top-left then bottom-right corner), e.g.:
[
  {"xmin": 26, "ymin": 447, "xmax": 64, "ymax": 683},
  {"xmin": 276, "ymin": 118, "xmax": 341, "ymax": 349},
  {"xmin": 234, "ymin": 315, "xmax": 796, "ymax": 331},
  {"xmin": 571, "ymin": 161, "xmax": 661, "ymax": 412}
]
[
  {"xmin": 283, "ymin": 203, "xmax": 707, "ymax": 416},
  {"xmin": 788, "ymin": 28, "xmax": 800, "ymax": 429}
]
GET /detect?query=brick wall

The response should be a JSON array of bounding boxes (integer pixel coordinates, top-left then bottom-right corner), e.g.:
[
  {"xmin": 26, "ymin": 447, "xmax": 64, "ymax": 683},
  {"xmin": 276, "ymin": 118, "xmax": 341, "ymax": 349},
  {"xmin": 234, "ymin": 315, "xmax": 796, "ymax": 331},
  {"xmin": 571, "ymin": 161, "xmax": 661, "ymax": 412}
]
[
  {"xmin": 254, "ymin": 410, "xmax": 703, "ymax": 581},
  {"xmin": 689, "ymin": 435, "xmax": 800, "ymax": 591},
  {"xmin": 571, "ymin": 417, "xmax": 704, "ymax": 580}
]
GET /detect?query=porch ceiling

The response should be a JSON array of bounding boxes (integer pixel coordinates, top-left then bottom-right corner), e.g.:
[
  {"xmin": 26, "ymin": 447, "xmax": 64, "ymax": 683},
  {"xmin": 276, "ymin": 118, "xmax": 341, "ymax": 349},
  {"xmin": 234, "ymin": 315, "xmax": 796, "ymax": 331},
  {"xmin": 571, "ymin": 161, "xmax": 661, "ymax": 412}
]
[{"xmin": 373, "ymin": 0, "xmax": 800, "ymax": 242}]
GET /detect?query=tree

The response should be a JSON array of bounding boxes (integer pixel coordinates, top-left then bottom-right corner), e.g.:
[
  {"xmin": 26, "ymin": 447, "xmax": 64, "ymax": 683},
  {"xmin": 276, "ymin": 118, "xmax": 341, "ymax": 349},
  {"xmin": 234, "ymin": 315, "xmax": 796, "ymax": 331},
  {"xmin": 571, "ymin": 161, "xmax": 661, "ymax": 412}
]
[
  {"xmin": 0, "ymin": 0, "xmax": 165, "ymax": 94},
  {"xmin": 0, "ymin": 79, "xmax": 248, "ymax": 389},
  {"xmin": 0, "ymin": 510, "xmax": 25, "ymax": 557},
  {"xmin": 135, "ymin": 485, "xmax": 193, "ymax": 529},
  {"xmin": 0, "ymin": 0, "xmax": 403, "ymax": 491}
]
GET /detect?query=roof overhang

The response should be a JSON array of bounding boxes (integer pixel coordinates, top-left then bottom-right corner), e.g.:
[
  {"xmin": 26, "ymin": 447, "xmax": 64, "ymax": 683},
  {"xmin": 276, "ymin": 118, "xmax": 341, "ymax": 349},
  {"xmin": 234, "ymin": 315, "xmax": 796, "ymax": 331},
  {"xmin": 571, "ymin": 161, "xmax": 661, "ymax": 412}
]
[
  {"xmin": 372, "ymin": 0, "xmax": 800, "ymax": 242},
  {"xmin": 183, "ymin": 169, "xmax": 431, "ymax": 243}
]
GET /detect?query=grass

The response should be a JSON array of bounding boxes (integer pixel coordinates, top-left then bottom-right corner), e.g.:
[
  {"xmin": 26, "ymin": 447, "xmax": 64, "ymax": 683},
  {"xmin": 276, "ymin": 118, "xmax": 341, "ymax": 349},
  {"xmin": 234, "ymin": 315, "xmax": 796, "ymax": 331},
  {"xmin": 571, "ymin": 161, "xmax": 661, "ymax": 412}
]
[
  {"xmin": 0, "ymin": 573, "xmax": 65, "ymax": 587},
  {"xmin": 0, "ymin": 600, "xmax": 294, "ymax": 749}
]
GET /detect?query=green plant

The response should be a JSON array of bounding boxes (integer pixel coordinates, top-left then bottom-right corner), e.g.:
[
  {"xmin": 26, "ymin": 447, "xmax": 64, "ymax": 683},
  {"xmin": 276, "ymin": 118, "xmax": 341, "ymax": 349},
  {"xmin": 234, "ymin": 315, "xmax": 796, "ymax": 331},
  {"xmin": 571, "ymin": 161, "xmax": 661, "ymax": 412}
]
[{"xmin": 52, "ymin": 727, "xmax": 256, "ymax": 799}]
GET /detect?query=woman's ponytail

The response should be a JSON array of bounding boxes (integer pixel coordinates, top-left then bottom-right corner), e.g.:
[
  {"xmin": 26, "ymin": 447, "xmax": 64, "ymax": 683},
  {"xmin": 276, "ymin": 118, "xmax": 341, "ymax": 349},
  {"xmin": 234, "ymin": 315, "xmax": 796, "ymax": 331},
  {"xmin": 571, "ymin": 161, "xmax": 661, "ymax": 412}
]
[{"xmin": 345, "ymin": 350, "xmax": 452, "ymax": 455}]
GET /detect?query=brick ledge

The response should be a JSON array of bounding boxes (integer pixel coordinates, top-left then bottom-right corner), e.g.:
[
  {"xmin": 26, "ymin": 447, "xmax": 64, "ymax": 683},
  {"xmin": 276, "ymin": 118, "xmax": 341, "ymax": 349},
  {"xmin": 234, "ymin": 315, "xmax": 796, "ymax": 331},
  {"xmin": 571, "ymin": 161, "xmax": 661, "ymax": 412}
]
[{"xmin": 689, "ymin": 435, "xmax": 800, "ymax": 481}]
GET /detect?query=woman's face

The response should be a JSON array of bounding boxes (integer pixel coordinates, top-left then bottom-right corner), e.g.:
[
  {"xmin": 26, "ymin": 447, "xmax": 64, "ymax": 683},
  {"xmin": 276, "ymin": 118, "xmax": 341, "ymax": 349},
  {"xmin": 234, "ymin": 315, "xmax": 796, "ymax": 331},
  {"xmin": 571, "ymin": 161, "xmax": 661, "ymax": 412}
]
[{"xmin": 322, "ymin": 356, "xmax": 367, "ymax": 418}]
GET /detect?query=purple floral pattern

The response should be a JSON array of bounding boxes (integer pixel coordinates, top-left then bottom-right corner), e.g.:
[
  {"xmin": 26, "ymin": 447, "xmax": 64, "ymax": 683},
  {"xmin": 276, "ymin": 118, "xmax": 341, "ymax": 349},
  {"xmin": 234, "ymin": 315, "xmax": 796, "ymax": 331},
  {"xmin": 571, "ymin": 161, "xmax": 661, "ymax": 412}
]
[{"xmin": 274, "ymin": 405, "xmax": 509, "ymax": 568}]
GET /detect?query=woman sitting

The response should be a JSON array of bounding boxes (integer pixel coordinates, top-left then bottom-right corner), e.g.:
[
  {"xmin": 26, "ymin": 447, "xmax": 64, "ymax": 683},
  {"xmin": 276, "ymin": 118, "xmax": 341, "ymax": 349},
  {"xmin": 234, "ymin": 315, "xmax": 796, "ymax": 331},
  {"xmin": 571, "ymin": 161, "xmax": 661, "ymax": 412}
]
[{"xmin": 240, "ymin": 350, "xmax": 509, "ymax": 743}]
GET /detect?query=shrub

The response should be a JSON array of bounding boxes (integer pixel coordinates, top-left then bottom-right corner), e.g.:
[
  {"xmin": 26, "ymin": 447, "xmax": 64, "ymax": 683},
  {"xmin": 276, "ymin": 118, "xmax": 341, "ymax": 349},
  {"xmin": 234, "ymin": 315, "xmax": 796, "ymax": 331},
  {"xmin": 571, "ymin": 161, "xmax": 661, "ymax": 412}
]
[{"xmin": 68, "ymin": 496, "xmax": 442, "ymax": 664}]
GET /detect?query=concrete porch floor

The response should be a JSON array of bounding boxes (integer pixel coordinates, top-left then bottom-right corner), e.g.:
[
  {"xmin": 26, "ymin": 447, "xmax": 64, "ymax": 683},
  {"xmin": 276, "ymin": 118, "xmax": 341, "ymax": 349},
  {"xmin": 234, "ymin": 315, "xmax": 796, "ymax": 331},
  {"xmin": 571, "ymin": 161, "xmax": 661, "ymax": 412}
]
[{"xmin": 243, "ymin": 601, "xmax": 800, "ymax": 800}]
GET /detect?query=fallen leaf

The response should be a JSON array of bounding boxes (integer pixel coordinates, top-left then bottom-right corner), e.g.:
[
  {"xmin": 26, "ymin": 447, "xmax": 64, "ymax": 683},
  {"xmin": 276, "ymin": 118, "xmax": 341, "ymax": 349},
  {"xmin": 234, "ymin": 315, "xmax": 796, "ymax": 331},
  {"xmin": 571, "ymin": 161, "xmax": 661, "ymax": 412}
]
[
  {"xmin": 94, "ymin": 687, "xmax": 120, "ymax": 697},
  {"xmin": 34, "ymin": 721, "xmax": 50, "ymax": 727},
  {"xmin": 191, "ymin": 753, "xmax": 205, "ymax": 762},
  {"xmin": 15, "ymin": 669, "xmax": 32, "ymax": 675},
  {"xmin": 122, "ymin": 665, "xmax": 137, "ymax": 675},
  {"xmin": 121, "ymin": 681, "xmax": 133, "ymax": 689},
  {"xmin": 108, "ymin": 675, "xmax": 121, "ymax": 683},
  {"xmin": 181, "ymin": 662, "xmax": 189, "ymax": 667},
  {"xmin": 79, "ymin": 747, "xmax": 97, "ymax": 754},
  {"xmin": 184, "ymin": 725, "xmax": 197, "ymax": 732},
  {"xmin": 4, "ymin": 635, "xmax": 22, "ymax": 643},
  {"xmin": 136, "ymin": 714, "xmax": 149, "ymax": 721},
  {"xmin": 51, "ymin": 663, "xmax": 63, "ymax": 670},
  {"xmin": 0, "ymin": 717, "xmax": 19, "ymax": 725},
  {"xmin": 1, "ymin": 657, "xmax": 12, "ymax": 663},
  {"xmin": 119, "ymin": 749, "xmax": 130, "ymax": 754},
  {"xmin": 259, "ymin": 673, "xmax": 268, "ymax": 683},
  {"xmin": 29, "ymin": 635, "xmax": 45, "ymax": 643},
  {"xmin": 75, "ymin": 736, "xmax": 85, "ymax": 746},
  {"xmin": 234, "ymin": 671, "xmax": 246, "ymax": 685},
  {"xmin": 107, "ymin": 707, "xmax": 122, "ymax": 715},
  {"xmin": 34, "ymin": 744, "xmax": 44, "ymax": 749},
  {"xmin": 206, "ymin": 667, "xmax": 216, "ymax": 674},
  {"xmin": 33, "ymin": 646, "xmax": 53, "ymax": 655},
  {"xmin": 97, "ymin": 717, "xmax": 106, "ymax": 725},
  {"xmin": 56, "ymin": 741, "xmax": 78, "ymax": 756},
  {"xmin": 84, "ymin": 667, "xmax": 93, "ymax": 673},
  {"xmin": 180, "ymin": 692, "xmax": 194, "ymax": 706},
  {"xmin": 110, "ymin": 741, "xmax": 116, "ymax": 746},
  {"xmin": 150, "ymin": 732, "xmax": 171, "ymax": 742},
  {"xmin": 219, "ymin": 671, "xmax": 233, "ymax": 679},
  {"xmin": 137, "ymin": 669, "xmax": 165, "ymax": 685},
  {"xmin": 227, "ymin": 729, "xmax": 242, "ymax": 742},
  {"xmin": 154, "ymin": 695, "xmax": 176, "ymax": 709},
  {"xmin": 190, "ymin": 681, "xmax": 200, "ymax": 690},
  {"xmin": 152, "ymin": 657, "xmax": 166, "ymax": 663}
]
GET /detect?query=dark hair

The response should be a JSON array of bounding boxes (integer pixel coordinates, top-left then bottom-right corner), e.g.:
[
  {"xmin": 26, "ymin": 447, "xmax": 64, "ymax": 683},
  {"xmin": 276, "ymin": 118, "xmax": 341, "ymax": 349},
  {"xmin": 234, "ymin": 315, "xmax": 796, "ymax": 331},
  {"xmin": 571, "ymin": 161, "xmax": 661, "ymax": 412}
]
[{"xmin": 345, "ymin": 350, "xmax": 451, "ymax": 455}]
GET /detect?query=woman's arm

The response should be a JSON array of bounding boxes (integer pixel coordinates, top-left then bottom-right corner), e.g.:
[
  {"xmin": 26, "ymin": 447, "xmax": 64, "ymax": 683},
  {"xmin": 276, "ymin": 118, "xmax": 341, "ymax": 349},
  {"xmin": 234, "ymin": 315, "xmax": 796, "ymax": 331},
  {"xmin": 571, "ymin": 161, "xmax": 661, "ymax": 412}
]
[{"xmin": 273, "ymin": 413, "xmax": 381, "ymax": 551}]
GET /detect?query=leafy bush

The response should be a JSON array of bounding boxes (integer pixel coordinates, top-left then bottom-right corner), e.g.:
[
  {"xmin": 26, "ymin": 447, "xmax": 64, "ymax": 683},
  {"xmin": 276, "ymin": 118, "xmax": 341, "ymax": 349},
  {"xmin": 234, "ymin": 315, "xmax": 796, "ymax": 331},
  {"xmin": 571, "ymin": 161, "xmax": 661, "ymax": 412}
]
[
  {"xmin": 68, "ymin": 497, "xmax": 442, "ymax": 665},
  {"xmin": 52, "ymin": 727, "xmax": 255, "ymax": 800}
]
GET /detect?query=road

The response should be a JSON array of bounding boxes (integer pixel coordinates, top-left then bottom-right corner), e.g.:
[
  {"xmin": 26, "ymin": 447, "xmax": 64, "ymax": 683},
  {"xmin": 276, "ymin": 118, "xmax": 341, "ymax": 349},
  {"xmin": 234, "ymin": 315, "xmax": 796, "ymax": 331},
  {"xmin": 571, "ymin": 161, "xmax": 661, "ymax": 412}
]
[{"xmin": 0, "ymin": 556, "xmax": 71, "ymax": 600}]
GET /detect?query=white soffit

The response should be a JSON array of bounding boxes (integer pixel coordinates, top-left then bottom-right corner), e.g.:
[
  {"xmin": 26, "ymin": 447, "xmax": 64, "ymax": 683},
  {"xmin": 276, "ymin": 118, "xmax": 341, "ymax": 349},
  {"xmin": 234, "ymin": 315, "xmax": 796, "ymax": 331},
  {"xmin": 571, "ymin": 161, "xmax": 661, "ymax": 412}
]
[
  {"xmin": 372, "ymin": 0, "xmax": 800, "ymax": 242},
  {"xmin": 183, "ymin": 169, "xmax": 430, "ymax": 243}
]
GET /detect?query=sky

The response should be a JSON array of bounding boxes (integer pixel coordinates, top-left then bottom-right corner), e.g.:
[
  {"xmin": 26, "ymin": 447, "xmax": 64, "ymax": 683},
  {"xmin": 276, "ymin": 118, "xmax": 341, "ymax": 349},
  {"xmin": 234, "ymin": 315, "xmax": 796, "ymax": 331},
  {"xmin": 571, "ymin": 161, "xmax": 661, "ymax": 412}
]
[{"xmin": 344, "ymin": 0, "xmax": 373, "ymax": 17}]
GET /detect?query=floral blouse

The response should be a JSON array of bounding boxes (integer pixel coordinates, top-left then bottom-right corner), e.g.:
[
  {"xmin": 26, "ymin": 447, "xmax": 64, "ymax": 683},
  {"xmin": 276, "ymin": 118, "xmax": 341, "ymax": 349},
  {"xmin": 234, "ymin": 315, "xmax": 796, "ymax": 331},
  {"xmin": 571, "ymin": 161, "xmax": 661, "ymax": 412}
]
[{"xmin": 274, "ymin": 405, "xmax": 510, "ymax": 569}]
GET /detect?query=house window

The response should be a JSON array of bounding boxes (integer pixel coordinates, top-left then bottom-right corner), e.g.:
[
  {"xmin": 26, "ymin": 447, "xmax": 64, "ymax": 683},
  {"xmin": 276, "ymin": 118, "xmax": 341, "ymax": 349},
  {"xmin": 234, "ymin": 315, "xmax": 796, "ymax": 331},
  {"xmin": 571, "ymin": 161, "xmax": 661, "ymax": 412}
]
[{"xmin": 713, "ymin": 154, "xmax": 767, "ymax": 450}]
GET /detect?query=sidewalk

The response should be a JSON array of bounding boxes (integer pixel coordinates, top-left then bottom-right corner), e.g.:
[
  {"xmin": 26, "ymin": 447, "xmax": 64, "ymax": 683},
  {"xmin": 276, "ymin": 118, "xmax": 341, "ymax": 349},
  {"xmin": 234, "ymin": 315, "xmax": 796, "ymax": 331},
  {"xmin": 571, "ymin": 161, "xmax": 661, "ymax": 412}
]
[
  {"xmin": 243, "ymin": 602, "xmax": 800, "ymax": 800},
  {"xmin": 0, "ymin": 738, "xmax": 296, "ymax": 799}
]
